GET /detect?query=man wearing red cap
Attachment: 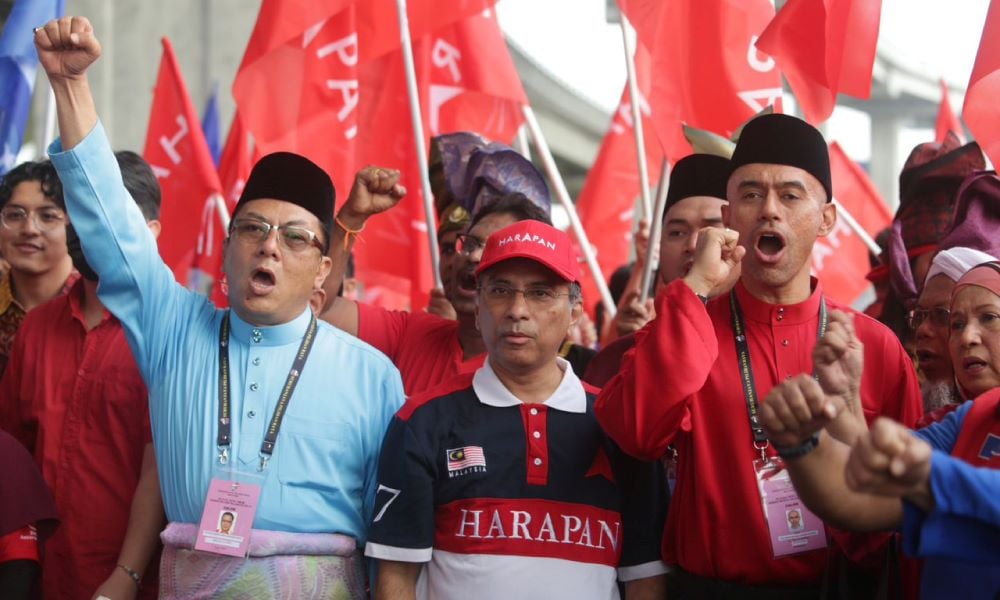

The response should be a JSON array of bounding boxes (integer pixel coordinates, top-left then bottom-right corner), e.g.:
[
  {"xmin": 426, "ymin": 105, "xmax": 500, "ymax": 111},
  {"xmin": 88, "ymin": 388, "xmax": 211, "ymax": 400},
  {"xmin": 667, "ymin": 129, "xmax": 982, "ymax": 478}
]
[
  {"xmin": 596, "ymin": 113, "xmax": 922, "ymax": 596},
  {"xmin": 365, "ymin": 220, "xmax": 667, "ymax": 600}
]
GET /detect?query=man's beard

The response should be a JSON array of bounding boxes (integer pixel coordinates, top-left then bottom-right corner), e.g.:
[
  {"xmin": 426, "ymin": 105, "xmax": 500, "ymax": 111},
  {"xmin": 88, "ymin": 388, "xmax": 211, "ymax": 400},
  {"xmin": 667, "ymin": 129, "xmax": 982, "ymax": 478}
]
[{"xmin": 921, "ymin": 380, "xmax": 960, "ymax": 413}]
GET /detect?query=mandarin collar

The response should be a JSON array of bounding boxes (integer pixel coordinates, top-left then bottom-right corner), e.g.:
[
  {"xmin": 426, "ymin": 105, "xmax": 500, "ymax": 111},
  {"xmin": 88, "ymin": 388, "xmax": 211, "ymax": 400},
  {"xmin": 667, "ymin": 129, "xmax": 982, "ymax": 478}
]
[
  {"xmin": 473, "ymin": 357, "xmax": 586, "ymax": 413},
  {"xmin": 229, "ymin": 306, "xmax": 313, "ymax": 347},
  {"xmin": 733, "ymin": 277, "xmax": 824, "ymax": 326}
]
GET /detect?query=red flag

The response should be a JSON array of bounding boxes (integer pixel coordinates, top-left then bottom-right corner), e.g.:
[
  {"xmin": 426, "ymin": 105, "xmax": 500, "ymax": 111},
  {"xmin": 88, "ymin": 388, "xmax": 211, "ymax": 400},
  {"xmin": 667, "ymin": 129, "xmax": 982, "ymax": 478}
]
[
  {"xmin": 233, "ymin": 2, "xmax": 360, "ymax": 200},
  {"xmin": 143, "ymin": 38, "xmax": 225, "ymax": 294},
  {"xmin": 620, "ymin": 0, "xmax": 783, "ymax": 161},
  {"xmin": 575, "ymin": 45, "xmax": 663, "ymax": 319},
  {"xmin": 354, "ymin": 6, "xmax": 525, "ymax": 309},
  {"xmin": 963, "ymin": 0, "xmax": 1000, "ymax": 168},
  {"xmin": 218, "ymin": 110, "xmax": 253, "ymax": 210},
  {"xmin": 935, "ymin": 79, "xmax": 966, "ymax": 144},
  {"xmin": 811, "ymin": 142, "xmax": 892, "ymax": 305},
  {"xmin": 756, "ymin": 0, "xmax": 882, "ymax": 125}
]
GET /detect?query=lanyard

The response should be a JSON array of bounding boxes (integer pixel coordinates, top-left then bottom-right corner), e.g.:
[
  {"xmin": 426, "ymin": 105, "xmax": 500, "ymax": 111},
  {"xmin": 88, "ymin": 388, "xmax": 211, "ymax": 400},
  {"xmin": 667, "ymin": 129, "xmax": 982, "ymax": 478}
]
[
  {"xmin": 217, "ymin": 311, "xmax": 318, "ymax": 471},
  {"xmin": 729, "ymin": 291, "xmax": 827, "ymax": 460}
]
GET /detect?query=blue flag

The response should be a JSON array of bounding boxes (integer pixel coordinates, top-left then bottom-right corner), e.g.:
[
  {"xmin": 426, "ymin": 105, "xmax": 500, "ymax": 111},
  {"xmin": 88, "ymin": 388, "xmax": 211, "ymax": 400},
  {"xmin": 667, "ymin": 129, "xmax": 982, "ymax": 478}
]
[
  {"xmin": 201, "ymin": 84, "xmax": 221, "ymax": 167},
  {"xmin": 0, "ymin": 0, "xmax": 64, "ymax": 174}
]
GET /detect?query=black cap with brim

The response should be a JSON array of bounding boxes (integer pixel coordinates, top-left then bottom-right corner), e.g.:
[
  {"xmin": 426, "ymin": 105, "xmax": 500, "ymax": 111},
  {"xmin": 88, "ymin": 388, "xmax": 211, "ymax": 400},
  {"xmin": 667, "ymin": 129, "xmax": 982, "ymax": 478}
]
[
  {"xmin": 665, "ymin": 154, "xmax": 731, "ymax": 212},
  {"xmin": 234, "ymin": 152, "xmax": 336, "ymax": 244},
  {"xmin": 729, "ymin": 113, "xmax": 832, "ymax": 201}
]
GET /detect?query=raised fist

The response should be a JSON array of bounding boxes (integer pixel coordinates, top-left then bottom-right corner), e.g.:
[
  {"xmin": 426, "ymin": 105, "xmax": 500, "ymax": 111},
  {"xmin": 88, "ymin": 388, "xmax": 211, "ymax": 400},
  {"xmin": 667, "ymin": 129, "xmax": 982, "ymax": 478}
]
[
  {"xmin": 34, "ymin": 16, "xmax": 101, "ymax": 82},
  {"xmin": 338, "ymin": 166, "xmax": 406, "ymax": 229},
  {"xmin": 813, "ymin": 310, "xmax": 864, "ymax": 419},
  {"xmin": 682, "ymin": 227, "xmax": 745, "ymax": 297}
]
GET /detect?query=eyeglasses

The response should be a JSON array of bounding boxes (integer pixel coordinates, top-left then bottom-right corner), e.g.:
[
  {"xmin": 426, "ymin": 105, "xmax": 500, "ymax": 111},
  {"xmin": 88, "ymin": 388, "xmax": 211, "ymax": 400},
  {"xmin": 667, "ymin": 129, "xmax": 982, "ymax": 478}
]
[
  {"xmin": 229, "ymin": 218, "xmax": 325, "ymax": 253},
  {"xmin": 478, "ymin": 283, "xmax": 573, "ymax": 309},
  {"xmin": 456, "ymin": 234, "xmax": 487, "ymax": 256},
  {"xmin": 0, "ymin": 206, "xmax": 66, "ymax": 232},
  {"xmin": 907, "ymin": 307, "xmax": 951, "ymax": 330}
]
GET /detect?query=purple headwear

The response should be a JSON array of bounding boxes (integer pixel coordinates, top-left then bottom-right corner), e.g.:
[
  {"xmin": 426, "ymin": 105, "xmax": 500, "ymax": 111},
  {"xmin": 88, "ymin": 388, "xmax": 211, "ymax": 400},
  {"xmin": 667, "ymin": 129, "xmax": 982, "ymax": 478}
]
[
  {"xmin": 886, "ymin": 134, "xmax": 985, "ymax": 305},
  {"xmin": 432, "ymin": 132, "xmax": 490, "ymax": 217},
  {"xmin": 939, "ymin": 170, "xmax": 1000, "ymax": 259},
  {"xmin": 461, "ymin": 143, "xmax": 550, "ymax": 217}
]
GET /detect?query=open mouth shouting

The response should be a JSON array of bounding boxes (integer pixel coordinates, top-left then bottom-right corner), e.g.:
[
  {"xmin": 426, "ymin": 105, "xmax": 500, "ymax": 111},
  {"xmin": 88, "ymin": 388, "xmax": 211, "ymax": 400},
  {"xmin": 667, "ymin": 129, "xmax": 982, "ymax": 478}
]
[
  {"xmin": 754, "ymin": 230, "xmax": 787, "ymax": 265},
  {"xmin": 456, "ymin": 270, "xmax": 478, "ymax": 299},
  {"xmin": 249, "ymin": 267, "xmax": 277, "ymax": 296}
]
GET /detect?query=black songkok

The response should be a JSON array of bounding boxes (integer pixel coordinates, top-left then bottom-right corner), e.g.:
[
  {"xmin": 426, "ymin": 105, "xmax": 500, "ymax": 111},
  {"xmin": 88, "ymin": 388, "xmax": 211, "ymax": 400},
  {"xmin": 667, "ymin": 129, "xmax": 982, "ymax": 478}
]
[
  {"xmin": 665, "ymin": 154, "xmax": 731, "ymax": 212},
  {"xmin": 234, "ymin": 152, "xmax": 336, "ymax": 240},
  {"xmin": 729, "ymin": 113, "xmax": 832, "ymax": 202}
]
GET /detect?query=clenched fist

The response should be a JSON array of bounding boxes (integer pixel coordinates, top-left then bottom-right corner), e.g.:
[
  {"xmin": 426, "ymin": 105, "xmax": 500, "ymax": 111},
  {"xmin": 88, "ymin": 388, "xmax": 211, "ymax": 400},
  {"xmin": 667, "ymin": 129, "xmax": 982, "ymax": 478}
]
[
  {"xmin": 35, "ymin": 16, "xmax": 101, "ymax": 82},
  {"xmin": 338, "ymin": 166, "xmax": 406, "ymax": 230},
  {"xmin": 761, "ymin": 374, "xmax": 844, "ymax": 450},
  {"xmin": 682, "ymin": 227, "xmax": 745, "ymax": 297},
  {"xmin": 844, "ymin": 417, "xmax": 933, "ymax": 509}
]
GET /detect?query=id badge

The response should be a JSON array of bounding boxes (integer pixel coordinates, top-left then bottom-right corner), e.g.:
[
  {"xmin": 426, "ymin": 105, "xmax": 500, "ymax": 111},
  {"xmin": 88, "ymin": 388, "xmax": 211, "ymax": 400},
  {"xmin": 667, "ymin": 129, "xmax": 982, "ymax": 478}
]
[
  {"xmin": 753, "ymin": 457, "xmax": 827, "ymax": 558},
  {"xmin": 194, "ymin": 468, "xmax": 264, "ymax": 557}
]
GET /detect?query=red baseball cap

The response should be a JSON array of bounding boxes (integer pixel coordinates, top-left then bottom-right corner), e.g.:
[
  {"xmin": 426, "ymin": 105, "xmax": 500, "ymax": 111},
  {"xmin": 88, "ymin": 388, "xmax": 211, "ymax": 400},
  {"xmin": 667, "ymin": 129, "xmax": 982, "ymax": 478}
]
[{"xmin": 475, "ymin": 220, "xmax": 581, "ymax": 283}]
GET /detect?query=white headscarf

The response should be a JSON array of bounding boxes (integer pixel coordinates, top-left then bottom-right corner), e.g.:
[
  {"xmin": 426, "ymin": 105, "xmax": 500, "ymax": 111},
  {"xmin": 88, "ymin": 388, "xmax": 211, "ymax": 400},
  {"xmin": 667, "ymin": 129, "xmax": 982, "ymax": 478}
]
[{"xmin": 925, "ymin": 247, "xmax": 997, "ymax": 284}]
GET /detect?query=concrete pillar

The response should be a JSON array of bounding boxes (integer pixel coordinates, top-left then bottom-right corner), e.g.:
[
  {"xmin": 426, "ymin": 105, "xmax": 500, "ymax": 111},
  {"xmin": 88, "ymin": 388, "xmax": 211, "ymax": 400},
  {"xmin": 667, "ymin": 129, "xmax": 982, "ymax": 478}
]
[{"xmin": 870, "ymin": 112, "xmax": 902, "ymax": 211}]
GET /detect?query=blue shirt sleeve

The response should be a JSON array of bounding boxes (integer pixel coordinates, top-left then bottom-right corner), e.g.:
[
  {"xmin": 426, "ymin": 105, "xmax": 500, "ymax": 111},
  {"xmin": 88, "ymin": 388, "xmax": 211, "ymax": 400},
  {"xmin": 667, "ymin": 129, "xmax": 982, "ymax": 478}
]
[
  {"xmin": 912, "ymin": 400, "xmax": 973, "ymax": 452},
  {"xmin": 48, "ymin": 123, "xmax": 212, "ymax": 383},
  {"xmin": 903, "ymin": 402, "xmax": 1000, "ymax": 562}
]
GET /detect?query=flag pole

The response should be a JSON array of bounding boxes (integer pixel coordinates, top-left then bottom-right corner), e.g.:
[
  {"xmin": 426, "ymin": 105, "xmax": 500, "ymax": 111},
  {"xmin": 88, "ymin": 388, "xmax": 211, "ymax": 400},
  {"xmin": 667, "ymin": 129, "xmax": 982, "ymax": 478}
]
[
  {"xmin": 395, "ymin": 0, "xmax": 443, "ymax": 289},
  {"xmin": 618, "ymin": 15, "xmax": 652, "ymax": 221},
  {"xmin": 42, "ymin": 85, "xmax": 57, "ymax": 149},
  {"xmin": 639, "ymin": 158, "xmax": 669, "ymax": 304},
  {"xmin": 514, "ymin": 124, "xmax": 531, "ymax": 159},
  {"xmin": 832, "ymin": 198, "xmax": 881, "ymax": 256},
  {"xmin": 521, "ymin": 104, "xmax": 617, "ymax": 319}
]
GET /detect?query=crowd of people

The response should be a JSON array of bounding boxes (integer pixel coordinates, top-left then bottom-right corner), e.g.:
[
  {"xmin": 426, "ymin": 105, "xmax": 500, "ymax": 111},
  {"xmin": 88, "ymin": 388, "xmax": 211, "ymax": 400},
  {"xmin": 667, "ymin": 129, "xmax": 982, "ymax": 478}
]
[{"xmin": 0, "ymin": 15, "xmax": 998, "ymax": 600}]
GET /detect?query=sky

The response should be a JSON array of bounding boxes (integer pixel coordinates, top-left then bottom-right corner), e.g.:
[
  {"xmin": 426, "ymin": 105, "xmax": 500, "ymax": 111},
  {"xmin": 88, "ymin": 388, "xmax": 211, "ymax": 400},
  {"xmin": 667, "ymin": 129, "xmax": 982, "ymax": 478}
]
[{"xmin": 495, "ymin": 0, "xmax": 990, "ymax": 114}]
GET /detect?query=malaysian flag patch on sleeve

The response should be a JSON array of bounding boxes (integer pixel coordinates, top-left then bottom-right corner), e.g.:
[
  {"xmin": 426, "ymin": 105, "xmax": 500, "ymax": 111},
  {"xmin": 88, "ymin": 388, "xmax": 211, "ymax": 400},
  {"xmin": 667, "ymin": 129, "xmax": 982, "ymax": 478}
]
[{"xmin": 447, "ymin": 446, "xmax": 487, "ymax": 475}]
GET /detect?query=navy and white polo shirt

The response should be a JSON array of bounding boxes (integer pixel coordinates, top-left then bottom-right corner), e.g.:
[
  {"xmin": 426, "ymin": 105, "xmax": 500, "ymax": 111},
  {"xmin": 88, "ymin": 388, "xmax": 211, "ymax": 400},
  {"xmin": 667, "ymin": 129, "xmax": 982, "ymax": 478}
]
[{"xmin": 365, "ymin": 358, "xmax": 668, "ymax": 600}]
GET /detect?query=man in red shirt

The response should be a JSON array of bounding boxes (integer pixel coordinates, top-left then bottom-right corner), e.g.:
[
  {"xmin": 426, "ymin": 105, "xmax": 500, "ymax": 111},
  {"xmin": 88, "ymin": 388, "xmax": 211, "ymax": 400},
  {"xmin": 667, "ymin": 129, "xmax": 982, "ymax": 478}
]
[
  {"xmin": 321, "ymin": 186, "xmax": 551, "ymax": 396},
  {"xmin": 0, "ymin": 151, "xmax": 165, "ymax": 600},
  {"xmin": 595, "ymin": 114, "xmax": 922, "ymax": 596},
  {"xmin": 583, "ymin": 153, "xmax": 732, "ymax": 387},
  {"xmin": 0, "ymin": 160, "xmax": 76, "ymax": 376}
]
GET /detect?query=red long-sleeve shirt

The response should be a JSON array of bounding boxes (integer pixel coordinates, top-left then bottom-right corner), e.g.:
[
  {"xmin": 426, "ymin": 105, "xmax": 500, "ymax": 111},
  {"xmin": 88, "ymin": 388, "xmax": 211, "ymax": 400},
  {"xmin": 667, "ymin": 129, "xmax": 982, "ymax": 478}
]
[
  {"xmin": 0, "ymin": 280, "xmax": 157, "ymax": 599},
  {"xmin": 595, "ymin": 278, "xmax": 921, "ymax": 586}
]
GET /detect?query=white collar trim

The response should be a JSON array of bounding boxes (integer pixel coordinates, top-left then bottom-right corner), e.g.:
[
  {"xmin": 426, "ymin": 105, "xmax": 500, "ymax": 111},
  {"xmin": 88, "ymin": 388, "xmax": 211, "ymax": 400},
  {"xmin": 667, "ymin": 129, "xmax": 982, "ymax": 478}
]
[{"xmin": 472, "ymin": 357, "xmax": 586, "ymax": 413}]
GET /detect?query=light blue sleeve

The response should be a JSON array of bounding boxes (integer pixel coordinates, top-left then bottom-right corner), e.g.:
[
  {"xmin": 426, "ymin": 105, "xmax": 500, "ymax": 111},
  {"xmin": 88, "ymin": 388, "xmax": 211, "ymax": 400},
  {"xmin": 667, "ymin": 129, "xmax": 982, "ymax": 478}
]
[
  {"xmin": 48, "ymin": 122, "xmax": 209, "ymax": 382},
  {"xmin": 903, "ymin": 402, "xmax": 1000, "ymax": 562}
]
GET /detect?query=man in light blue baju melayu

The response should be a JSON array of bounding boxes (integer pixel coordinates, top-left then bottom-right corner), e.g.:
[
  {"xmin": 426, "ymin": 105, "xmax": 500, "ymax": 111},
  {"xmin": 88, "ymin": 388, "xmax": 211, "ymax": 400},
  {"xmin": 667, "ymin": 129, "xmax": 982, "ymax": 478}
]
[{"xmin": 35, "ymin": 16, "xmax": 405, "ymax": 598}]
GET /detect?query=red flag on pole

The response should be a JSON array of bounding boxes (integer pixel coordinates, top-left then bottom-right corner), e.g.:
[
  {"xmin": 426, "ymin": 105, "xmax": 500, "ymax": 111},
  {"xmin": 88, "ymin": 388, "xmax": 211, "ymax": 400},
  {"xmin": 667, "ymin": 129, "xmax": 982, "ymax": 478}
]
[
  {"xmin": 963, "ymin": 0, "xmax": 1000, "ymax": 168},
  {"xmin": 935, "ymin": 79, "xmax": 966, "ymax": 144},
  {"xmin": 811, "ymin": 142, "xmax": 892, "ymax": 305},
  {"xmin": 619, "ymin": 0, "xmax": 783, "ymax": 161},
  {"xmin": 756, "ymin": 0, "xmax": 882, "ymax": 125},
  {"xmin": 575, "ymin": 45, "xmax": 663, "ymax": 319},
  {"xmin": 143, "ymin": 37, "xmax": 225, "ymax": 294},
  {"xmin": 354, "ymin": 5, "xmax": 524, "ymax": 309},
  {"xmin": 233, "ymin": 2, "xmax": 360, "ymax": 201}
]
